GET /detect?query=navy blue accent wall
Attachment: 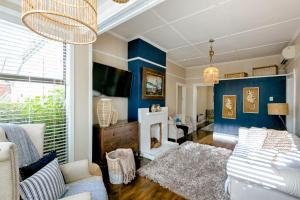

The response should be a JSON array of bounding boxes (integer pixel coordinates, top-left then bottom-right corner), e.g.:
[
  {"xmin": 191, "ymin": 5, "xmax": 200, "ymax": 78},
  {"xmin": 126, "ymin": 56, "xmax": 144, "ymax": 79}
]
[
  {"xmin": 128, "ymin": 39, "xmax": 166, "ymax": 121},
  {"xmin": 128, "ymin": 39, "xmax": 166, "ymax": 66},
  {"xmin": 214, "ymin": 76, "xmax": 286, "ymax": 135}
]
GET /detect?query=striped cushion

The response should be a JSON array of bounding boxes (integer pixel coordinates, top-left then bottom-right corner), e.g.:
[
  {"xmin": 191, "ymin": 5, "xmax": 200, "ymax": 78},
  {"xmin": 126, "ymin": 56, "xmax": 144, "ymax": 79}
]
[{"xmin": 20, "ymin": 159, "xmax": 66, "ymax": 200}]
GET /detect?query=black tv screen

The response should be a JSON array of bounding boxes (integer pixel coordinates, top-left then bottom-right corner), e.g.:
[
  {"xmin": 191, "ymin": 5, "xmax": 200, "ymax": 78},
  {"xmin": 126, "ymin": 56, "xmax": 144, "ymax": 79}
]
[{"xmin": 93, "ymin": 62, "xmax": 133, "ymax": 97}]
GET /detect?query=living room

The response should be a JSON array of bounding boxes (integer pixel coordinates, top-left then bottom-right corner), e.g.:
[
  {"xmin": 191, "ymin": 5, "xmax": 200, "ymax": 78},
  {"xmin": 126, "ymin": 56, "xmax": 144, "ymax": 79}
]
[{"xmin": 0, "ymin": 0, "xmax": 300, "ymax": 200}]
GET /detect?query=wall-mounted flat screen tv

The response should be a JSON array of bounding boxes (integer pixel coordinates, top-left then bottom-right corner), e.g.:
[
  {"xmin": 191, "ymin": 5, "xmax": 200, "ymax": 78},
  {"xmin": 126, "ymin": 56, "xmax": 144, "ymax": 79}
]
[{"xmin": 93, "ymin": 62, "xmax": 133, "ymax": 97}]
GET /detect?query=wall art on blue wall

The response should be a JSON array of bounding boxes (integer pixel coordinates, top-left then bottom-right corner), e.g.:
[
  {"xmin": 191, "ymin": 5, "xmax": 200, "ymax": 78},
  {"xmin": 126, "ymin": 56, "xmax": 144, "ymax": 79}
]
[
  {"xmin": 142, "ymin": 67, "xmax": 165, "ymax": 100},
  {"xmin": 222, "ymin": 95, "xmax": 237, "ymax": 119},
  {"xmin": 243, "ymin": 87, "xmax": 259, "ymax": 113}
]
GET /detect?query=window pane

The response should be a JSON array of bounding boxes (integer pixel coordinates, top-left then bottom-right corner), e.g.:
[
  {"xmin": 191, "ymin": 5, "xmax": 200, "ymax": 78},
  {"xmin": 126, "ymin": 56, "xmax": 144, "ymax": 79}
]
[{"xmin": 0, "ymin": 19, "xmax": 68, "ymax": 163}]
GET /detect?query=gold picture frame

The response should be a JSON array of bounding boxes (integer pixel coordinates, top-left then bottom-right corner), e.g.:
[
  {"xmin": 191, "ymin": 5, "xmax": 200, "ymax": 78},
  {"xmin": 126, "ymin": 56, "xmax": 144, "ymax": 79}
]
[
  {"xmin": 243, "ymin": 87, "xmax": 259, "ymax": 113},
  {"xmin": 222, "ymin": 95, "xmax": 237, "ymax": 119},
  {"xmin": 142, "ymin": 67, "xmax": 165, "ymax": 100}
]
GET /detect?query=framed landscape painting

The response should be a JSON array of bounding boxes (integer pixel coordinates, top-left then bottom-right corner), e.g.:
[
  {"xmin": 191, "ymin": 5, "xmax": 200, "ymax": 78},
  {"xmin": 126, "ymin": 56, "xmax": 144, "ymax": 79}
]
[
  {"xmin": 142, "ymin": 67, "xmax": 165, "ymax": 100},
  {"xmin": 243, "ymin": 87, "xmax": 259, "ymax": 113},
  {"xmin": 222, "ymin": 95, "xmax": 237, "ymax": 119}
]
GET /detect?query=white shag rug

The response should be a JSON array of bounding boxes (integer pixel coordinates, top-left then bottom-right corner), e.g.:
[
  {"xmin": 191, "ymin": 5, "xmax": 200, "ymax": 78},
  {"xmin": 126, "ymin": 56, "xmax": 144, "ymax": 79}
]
[{"xmin": 138, "ymin": 142, "xmax": 232, "ymax": 200}]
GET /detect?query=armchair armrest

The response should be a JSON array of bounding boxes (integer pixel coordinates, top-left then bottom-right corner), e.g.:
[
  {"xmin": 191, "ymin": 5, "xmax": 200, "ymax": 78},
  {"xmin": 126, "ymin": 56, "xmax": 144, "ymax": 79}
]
[
  {"xmin": 60, "ymin": 160, "xmax": 102, "ymax": 184},
  {"xmin": 0, "ymin": 142, "xmax": 19, "ymax": 200},
  {"xmin": 89, "ymin": 162, "xmax": 102, "ymax": 177}
]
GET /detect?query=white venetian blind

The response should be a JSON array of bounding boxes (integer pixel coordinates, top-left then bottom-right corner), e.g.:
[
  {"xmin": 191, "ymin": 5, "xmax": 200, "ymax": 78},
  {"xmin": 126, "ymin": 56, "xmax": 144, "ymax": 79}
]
[{"xmin": 0, "ymin": 19, "xmax": 69, "ymax": 163}]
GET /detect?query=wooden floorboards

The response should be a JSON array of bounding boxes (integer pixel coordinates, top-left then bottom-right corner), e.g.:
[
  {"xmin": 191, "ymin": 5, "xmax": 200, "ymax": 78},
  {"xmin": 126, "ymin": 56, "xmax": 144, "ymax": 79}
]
[{"xmin": 103, "ymin": 129, "xmax": 236, "ymax": 200}]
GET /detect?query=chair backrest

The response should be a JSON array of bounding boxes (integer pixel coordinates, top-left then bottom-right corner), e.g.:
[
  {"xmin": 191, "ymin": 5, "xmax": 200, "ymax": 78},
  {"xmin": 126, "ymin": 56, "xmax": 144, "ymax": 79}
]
[{"xmin": 0, "ymin": 124, "xmax": 45, "ymax": 157}]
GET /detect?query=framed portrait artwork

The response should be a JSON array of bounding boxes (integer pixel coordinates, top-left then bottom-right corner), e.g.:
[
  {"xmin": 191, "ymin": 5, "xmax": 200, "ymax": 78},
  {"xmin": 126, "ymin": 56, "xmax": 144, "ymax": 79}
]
[
  {"xmin": 142, "ymin": 67, "xmax": 165, "ymax": 100},
  {"xmin": 243, "ymin": 87, "xmax": 259, "ymax": 113},
  {"xmin": 222, "ymin": 95, "xmax": 237, "ymax": 119}
]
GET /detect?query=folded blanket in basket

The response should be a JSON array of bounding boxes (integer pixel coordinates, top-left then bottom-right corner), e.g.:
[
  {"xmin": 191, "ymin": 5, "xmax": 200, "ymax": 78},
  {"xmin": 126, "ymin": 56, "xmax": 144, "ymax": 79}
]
[{"xmin": 116, "ymin": 148, "xmax": 136, "ymax": 184}]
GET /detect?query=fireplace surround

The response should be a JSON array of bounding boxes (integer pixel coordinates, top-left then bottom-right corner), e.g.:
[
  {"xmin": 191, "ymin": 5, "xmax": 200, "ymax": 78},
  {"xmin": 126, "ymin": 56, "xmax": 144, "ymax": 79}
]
[{"xmin": 138, "ymin": 107, "xmax": 178, "ymax": 160}]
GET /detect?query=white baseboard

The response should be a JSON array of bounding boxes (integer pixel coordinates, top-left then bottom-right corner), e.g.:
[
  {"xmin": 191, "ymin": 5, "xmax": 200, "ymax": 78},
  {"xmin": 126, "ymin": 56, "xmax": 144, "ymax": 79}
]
[{"xmin": 213, "ymin": 132, "xmax": 238, "ymax": 143}]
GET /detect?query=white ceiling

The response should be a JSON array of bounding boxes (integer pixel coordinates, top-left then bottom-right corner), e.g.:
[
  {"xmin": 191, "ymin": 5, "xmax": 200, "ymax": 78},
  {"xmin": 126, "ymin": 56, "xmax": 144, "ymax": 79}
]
[{"xmin": 110, "ymin": 0, "xmax": 300, "ymax": 68}]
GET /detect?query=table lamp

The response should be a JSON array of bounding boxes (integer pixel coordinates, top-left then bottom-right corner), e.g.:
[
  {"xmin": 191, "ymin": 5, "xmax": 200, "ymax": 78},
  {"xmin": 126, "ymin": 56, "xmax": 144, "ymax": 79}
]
[{"xmin": 268, "ymin": 103, "xmax": 289, "ymax": 130}]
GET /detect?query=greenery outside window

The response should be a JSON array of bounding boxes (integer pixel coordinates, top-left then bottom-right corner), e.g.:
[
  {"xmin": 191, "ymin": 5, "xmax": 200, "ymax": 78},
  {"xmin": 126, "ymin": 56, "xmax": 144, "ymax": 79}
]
[{"xmin": 0, "ymin": 19, "xmax": 69, "ymax": 163}]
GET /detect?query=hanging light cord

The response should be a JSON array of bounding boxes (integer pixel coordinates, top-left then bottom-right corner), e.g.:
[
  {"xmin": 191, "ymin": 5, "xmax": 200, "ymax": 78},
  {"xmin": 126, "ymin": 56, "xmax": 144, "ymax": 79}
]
[{"xmin": 209, "ymin": 39, "xmax": 215, "ymax": 66}]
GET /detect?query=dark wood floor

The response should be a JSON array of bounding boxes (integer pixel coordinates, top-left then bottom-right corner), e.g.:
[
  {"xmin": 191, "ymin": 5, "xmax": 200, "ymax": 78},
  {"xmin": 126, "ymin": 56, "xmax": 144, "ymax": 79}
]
[{"xmin": 102, "ymin": 127, "xmax": 236, "ymax": 200}]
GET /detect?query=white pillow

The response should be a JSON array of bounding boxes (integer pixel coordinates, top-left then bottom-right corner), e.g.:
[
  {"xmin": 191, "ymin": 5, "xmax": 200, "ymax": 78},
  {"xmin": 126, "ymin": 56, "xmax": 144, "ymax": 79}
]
[
  {"xmin": 245, "ymin": 127, "xmax": 268, "ymax": 150},
  {"xmin": 60, "ymin": 160, "xmax": 91, "ymax": 184}
]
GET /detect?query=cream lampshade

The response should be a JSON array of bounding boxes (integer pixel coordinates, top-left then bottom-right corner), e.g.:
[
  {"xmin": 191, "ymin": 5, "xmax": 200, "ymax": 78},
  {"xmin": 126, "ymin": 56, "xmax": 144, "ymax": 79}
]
[
  {"xmin": 268, "ymin": 103, "xmax": 289, "ymax": 130},
  {"xmin": 268, "ymin": 103, "xmax": 289, "ymax": 116}
]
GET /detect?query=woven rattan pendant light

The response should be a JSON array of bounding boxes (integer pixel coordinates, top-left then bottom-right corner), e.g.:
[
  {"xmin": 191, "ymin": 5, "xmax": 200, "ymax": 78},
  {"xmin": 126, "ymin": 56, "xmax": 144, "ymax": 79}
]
[
  {"xmin": 21, "ymin": 0, "xmax": 97, "ymax": 44},
  {"xmin": 203, "ymin": 39, "xmax": 220, "ymax": 84}
]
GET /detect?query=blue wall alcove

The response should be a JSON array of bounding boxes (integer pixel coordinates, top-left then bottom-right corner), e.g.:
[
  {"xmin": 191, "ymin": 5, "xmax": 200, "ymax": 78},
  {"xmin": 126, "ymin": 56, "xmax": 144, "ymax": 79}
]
[{"xmin": 214, "ymin": 76, "xmax": 287, "ymax": 135}]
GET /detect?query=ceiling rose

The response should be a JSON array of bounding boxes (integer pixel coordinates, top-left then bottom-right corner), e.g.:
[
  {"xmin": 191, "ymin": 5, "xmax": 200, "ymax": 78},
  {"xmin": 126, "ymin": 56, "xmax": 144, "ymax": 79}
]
[{"xmin": 21, "ymin": 0, "xmax": 98, "ymax": 45}]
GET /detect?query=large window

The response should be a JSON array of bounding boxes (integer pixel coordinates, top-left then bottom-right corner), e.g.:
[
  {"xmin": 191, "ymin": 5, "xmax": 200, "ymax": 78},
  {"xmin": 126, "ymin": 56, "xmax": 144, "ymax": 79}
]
[{"xmin": 0, "ymin": 19, "xmax": 70, "ymax": 163}]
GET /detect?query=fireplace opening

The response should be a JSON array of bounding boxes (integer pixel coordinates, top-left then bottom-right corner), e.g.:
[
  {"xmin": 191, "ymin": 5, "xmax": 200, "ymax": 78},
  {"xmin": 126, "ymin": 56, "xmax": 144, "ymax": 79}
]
[{"xmin": 150, "ymin": 123, "xmax": 162, "ymax": 148}]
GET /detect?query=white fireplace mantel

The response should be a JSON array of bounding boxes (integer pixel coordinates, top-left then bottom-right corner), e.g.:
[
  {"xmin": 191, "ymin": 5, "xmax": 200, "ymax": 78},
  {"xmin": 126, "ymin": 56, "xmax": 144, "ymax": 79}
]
[{"xmin": 138, "ymin": 107, "xmax": 178, "ymax": 160}]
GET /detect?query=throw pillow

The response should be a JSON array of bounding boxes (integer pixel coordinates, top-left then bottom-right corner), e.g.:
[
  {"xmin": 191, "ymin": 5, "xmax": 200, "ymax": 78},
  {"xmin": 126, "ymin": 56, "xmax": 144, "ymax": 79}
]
[
  {"xmin": 245, "ymin": 127, "xmax": 268, "ymax": 150},
  {"xmin": 262, "ymin": 130, "xmax": 292, "ymax": 153},
  {"xmin": 20, "ymin": 158, "xmax": 66, "ymax": 200},
  {"xmin": 60, "ymin": 159, "xmax": 91, "ymax": 184},
  {"xmin": 19, "ymin": 151, "xmax": 56, "ymax": 180}
]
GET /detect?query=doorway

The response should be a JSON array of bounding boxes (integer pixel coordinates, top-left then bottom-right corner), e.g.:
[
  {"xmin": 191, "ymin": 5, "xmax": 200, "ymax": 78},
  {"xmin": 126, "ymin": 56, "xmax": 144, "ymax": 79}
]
[
  {"xmin": 192, "ymin": 84, "xmax": 214, "ymax": 132},
  {"xmin": 176, "ymin": 83, "xmax": 186, "ymax": 115}
]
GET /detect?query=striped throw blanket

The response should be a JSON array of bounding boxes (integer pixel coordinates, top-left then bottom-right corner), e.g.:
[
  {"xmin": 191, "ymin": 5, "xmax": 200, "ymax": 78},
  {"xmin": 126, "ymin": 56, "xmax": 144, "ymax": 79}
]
[{"xmin": 0, "ymin": 123, "xmax": 40, "ymax": 167}]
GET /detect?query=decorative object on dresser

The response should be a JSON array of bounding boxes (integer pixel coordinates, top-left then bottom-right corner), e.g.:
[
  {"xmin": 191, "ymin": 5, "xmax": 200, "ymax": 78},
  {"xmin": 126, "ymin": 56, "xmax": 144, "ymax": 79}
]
[
  {"xmin": 222, "ymin": 95, "xmax": 237, "ymax": 119},
  {"xmin": 224, "ymin": 72, "xmax": 248, "ymax": 79},
  {"xmin": 97, "ymin": 98, "xmax": 112, "ymax": 127},
  {"xmin": 243, "ymin": 87, "xmax": 260, "ymax": 113},
  {"xmin": 142, "ymin": 67, "xmax": 165, "ymax": 100},
  {"xmin": 93, "ymin": 121, "xmax": 139, "ymax": 163},
  {"xmin": 253, "ymin": 65, "xmax": 278, "ymax": 76},
  {"xmin": 111, "ymin": 110, "xmax": 119, "ymax": 125}
]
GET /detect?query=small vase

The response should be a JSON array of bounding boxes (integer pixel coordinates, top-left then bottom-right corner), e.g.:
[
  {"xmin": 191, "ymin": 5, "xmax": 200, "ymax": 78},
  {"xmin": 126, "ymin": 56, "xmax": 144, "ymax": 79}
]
[
  {"xmin": 97, "ymin": 99, "xmax": 112, "ymax": 127},
  {"xmin": 111, "ymin": 111, "xmax": 118, "ymax": 125}
]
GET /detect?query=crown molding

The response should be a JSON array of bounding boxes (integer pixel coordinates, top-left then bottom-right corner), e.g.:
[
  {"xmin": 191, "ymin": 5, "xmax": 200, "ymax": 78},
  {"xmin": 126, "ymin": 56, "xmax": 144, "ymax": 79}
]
[
  {"xmin": 97, "ymin": 0, "xmax": 165, "ymax": 34},
  {"xmin": 186, "ymin": 54, "xmax": 281, "ymax": 69}
]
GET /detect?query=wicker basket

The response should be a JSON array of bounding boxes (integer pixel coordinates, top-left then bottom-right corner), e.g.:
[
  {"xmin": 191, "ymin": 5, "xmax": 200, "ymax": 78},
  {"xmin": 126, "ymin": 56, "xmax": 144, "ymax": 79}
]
[
  {"xmin": 97, "ymin": 99, "xmax": 112, "ymax": 127},
  {"xmin": 106, "ymin": 151, "xmax": 123, "ymax": 184},
  {"xmin": 224, "ymin": 72, "xmax": 248, "ymax": 78}
]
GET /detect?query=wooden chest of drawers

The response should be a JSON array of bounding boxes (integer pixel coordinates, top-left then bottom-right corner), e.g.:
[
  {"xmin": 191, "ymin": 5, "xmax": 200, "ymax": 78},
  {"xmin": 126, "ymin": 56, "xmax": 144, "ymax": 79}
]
[{"xmin": 92, "ymin": 121, "xmax": 139, "ymax": 163}]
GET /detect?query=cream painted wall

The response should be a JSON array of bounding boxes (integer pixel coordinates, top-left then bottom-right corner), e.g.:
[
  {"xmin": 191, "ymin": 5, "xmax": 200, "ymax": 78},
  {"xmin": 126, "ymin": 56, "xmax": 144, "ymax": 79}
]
[
  {"xmin": 196, "ymin": 86, "xmax": 214, "ymax": 116},
  {"xmin": 197, "ymin": 87, "xmax": 208, "ymax": 114},
  {"xmin": 73, "ymin": 45, "xmax": 92, "ymax": 161},
  {"xmin": 287, "ymin": 34, "xmax": 300, "ymax": 136},
  {"xmin": 207, "ymin": 86, "xmax": 214, "ymax": 110},
  {"xmin": 166, "ymin": 61, "xmax": 185, "ymax": 116},
  {"xmin": 92, "ymin": 33, "xmax": 128, "ymax": 124},
  {"xmin": 185, "ymin": 55, "xmax": 282, "ymax": 118}
]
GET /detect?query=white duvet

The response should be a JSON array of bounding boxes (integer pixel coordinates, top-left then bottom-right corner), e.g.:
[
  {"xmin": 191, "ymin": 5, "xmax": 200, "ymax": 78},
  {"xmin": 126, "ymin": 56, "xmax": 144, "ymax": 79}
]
[{"xmin": 227, "ymin": 136, "xmax": 300, "ymax": 198}]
